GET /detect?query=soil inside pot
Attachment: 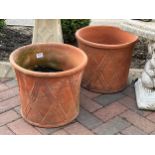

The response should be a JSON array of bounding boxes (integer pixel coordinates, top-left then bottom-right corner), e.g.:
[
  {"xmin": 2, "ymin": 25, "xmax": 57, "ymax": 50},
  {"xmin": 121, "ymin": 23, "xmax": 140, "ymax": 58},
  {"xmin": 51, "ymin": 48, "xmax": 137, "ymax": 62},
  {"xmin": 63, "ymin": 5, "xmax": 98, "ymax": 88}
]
[{"xmin": 31, "ymin": 65, "xmax": 63, "ymax": 72}]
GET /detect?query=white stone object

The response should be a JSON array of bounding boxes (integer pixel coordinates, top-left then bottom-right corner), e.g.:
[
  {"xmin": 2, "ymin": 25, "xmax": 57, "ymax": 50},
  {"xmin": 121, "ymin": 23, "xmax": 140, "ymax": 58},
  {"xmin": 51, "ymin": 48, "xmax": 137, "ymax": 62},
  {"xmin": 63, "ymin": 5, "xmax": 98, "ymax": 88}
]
[
  {"xmin": 32, "ymin": 19, "xmax": 63, "ymax": 43},
  {"xmin": 135, "ymin": 42, "xmax": 155, "ymax": 110},
  {"xmin": 121, "ymin": 19, "xmax": 155, "ymax": 40},
  {"xmin": 141, "ymin": 42, "xmax": 155, "ymax": 89},
  {"xmin": 122, "ymin": 19, "xmax": 155, "ymax": 110},
  {"xmin": 135, "ymin": 79, "xmax": 155, "ymax": 110}
]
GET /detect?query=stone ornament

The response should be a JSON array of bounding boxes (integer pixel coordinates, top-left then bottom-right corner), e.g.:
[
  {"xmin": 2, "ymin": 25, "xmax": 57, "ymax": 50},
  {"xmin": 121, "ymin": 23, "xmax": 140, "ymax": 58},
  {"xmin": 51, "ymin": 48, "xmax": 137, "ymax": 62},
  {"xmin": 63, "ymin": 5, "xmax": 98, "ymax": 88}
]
[
  {"xmin": 135, "ymin": 42, "xmax": 155, "ymax": 110},
  {"xmin": 121, "ymin": 19, "xmax": 155, "ymax": 110},
  {"xmin": 141, "ymin": 42, "xmax": 155, "ymax": 89}
]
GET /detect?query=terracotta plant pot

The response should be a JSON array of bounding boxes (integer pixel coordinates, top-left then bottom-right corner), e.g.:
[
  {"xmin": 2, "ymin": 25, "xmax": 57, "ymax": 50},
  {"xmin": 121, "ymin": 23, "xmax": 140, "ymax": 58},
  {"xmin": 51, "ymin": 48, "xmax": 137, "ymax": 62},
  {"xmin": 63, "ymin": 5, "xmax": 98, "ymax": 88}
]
[
  {"xmin": 10, "ymin": 43, "xmax": 87, "ymax": 128},
  {"xmin": 76, "ymin": 26, "xmax": 138, "ymax": 93}
]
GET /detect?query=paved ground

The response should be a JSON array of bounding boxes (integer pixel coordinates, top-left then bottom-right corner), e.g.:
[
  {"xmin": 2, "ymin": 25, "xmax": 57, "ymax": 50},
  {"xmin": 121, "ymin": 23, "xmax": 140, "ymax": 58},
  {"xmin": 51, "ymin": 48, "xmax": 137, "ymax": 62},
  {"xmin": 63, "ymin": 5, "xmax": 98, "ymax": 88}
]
[{"xmin": 0, "ymin": 78, "xmax": 155, "ymax": 135}]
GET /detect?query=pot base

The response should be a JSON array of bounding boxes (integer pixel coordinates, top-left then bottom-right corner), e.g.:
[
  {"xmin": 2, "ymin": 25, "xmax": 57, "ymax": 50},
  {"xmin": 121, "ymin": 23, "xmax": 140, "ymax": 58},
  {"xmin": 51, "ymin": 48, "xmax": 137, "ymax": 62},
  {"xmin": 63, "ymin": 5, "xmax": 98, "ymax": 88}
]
[{"xmin": 21, "ymin": 109, "xmax": 79, "ymax": 128}]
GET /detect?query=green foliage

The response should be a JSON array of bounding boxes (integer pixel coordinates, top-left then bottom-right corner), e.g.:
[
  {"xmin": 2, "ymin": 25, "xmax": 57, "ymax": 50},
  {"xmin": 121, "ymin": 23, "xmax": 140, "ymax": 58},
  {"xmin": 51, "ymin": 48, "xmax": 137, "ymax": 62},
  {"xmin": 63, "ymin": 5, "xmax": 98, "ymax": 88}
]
[
  {"xmin": 0, "ymin": 19, "xmax": 5, "ymax": 29},
  {"xmin": 61, "ymin": 19, "xmax": 90, "ymax": 44}
]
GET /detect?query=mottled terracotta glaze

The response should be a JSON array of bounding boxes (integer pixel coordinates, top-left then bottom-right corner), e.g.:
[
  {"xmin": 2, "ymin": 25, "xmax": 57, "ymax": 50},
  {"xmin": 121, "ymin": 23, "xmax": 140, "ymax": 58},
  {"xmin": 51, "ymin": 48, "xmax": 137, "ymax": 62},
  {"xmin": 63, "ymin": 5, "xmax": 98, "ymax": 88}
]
[
  {"xmin": 76, "ymin": 26, "xmax": 138, "ymax": 93},
  {"xmin": 10, "ymin": 43, "xmax": 87, "ymax": 128}
]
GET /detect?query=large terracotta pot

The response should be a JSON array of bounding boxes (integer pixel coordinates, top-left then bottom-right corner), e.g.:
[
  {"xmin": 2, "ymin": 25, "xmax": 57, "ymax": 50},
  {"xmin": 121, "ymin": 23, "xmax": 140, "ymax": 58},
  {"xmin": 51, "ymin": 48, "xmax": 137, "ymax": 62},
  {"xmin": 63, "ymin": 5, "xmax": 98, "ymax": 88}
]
[
  {"xmin": 9, "ymin": 43, "xmax": 87, "ymax": 128},
  {"xmin": 76, "ymin": 26, "xmax": 138, "ymax": 93}
]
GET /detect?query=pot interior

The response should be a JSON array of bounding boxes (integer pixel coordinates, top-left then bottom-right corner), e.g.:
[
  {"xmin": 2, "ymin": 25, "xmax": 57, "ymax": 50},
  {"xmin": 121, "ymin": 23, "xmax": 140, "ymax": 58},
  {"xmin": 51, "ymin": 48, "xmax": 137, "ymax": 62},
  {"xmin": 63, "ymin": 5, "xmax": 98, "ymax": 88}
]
[
  {"xmin": 77, "ymin": 26, "xmax": 137, "ymax": 45},
  {"xmin": 13, "ymin": 44, "xmax": 85, "ymax": 73}
]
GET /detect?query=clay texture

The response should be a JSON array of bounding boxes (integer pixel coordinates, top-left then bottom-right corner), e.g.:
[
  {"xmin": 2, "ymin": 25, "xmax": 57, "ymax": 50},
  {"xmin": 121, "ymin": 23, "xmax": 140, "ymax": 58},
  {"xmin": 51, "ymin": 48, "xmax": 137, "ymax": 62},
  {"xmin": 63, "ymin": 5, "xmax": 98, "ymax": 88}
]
[
  {"xmin": 76, "ymin": 26, "xmax": 138, "ymax": 93},
  {"xmin": 9, "ymin": 43, "xmax": 87, "ymax": 128}
]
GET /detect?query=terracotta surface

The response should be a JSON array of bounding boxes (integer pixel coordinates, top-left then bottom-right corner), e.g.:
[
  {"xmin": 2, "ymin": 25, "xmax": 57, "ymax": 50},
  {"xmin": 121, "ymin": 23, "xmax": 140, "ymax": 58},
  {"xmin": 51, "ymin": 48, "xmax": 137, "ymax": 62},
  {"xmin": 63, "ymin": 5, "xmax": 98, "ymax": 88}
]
[
  {"xmin": 76, "ymin": 26, "xmax": 138, "ymax": 93},
  {"xmin": 9, "ymin": 43, "xmax": 87, "ymax": 128},
  {"xmin": 0, "ymin": 78, "xmax": 155, "ymax": 135}
]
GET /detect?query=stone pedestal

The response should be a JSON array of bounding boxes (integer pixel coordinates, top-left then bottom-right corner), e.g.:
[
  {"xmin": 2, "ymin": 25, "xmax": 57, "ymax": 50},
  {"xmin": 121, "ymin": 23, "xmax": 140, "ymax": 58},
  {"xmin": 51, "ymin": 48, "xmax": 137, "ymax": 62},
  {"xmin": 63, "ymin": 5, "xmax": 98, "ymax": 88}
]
[
  {"xmin": 32, "ymin": 19, "xmax": 63, "ymax": 43},
  {"xmin": 135, "ymin": 79, "xmax": 155, "ymax": 110},
  {"xmin": 121, "ymin": 20, "xmax": 155, "ymax": 110}
]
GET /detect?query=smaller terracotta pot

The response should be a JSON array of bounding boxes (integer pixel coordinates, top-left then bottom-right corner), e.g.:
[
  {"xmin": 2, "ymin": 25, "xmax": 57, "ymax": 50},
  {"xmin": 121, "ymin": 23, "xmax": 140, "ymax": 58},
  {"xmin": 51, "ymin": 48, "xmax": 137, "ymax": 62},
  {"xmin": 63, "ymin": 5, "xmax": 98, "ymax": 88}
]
[
  {"xmin": 76, "ymin": 26, "xmax": 138, "ymax": 93},
  {"xmin": 10, "ymin": 43, "xmax": 87, "ymax": 128}
]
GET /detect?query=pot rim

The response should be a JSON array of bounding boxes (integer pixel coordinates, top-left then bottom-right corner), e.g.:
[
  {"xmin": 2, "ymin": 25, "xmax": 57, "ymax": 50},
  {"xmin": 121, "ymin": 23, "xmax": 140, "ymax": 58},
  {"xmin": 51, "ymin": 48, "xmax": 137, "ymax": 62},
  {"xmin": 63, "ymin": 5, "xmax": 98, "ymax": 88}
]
[
  {"xmin": 9, "ymin": 43, "xmax": 88, "ymax": 78},
  {"xmin": 75, "ymin": 25, "xmax": 138, "ymax": 49}
]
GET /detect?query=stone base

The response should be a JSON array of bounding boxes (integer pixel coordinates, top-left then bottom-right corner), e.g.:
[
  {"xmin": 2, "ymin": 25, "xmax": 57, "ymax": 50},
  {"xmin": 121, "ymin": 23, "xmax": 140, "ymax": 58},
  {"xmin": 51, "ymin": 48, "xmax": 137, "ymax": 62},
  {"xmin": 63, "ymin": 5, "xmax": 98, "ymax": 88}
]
[{"xmin": 135, "ymin": 78, "xmax": 155, "ymax": 110}]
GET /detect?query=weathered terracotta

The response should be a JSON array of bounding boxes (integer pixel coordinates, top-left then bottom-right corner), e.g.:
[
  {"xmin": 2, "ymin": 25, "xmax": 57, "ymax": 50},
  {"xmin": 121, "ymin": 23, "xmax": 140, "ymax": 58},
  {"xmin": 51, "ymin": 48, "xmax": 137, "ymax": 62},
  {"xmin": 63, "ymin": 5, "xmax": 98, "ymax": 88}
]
[
  {"xmin": 76, "ymin": 26, "xmax": 138, "ymax": 93},
  {"xmin": 9, "ymin": 43, "xmax": 87, "ymax": 128}
]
